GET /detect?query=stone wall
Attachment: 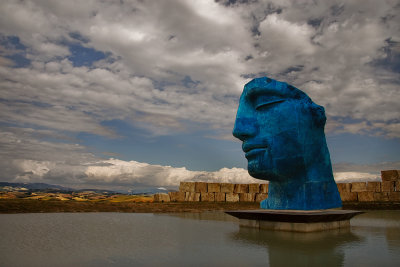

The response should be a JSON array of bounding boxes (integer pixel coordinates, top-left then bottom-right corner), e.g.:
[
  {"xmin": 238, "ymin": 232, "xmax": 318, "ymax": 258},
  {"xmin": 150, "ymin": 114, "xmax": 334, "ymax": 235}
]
[{"xmin": 154, "ymin": 170, "xmax": 400, "ymax": 203}]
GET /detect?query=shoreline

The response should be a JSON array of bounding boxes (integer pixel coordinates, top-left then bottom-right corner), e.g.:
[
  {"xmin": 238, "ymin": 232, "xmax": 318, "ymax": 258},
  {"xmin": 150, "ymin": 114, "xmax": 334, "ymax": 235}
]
[
  {"xmin": 342, "ymin": 201, "xmax": 400, "ymax": 210},
  {"xmin": 1, "ymin": 199, "xmax": 399, "ymax": 213}
]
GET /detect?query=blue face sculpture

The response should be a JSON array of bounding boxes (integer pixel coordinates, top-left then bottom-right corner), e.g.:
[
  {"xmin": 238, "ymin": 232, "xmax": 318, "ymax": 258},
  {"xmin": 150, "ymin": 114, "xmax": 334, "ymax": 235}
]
[{"xmin": 233, "ymin": 77, "xmax": 342, "ymax": 210}]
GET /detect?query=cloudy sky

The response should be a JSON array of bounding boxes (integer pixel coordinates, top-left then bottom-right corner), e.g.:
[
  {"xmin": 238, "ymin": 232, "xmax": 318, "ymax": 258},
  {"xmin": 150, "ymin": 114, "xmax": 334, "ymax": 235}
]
[{"xmin": 1, "ymin": 0, "xmax": 399, "ymax": 191}]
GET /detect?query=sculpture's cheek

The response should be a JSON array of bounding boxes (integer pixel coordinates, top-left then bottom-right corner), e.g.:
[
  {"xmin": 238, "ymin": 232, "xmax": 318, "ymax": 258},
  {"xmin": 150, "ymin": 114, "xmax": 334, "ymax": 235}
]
[
  {"xmin": 274, "ymin": 156, "xmax": 307, "ymax": 180},
  {"xmin": 271, "ymin": 130, "xmax": 303, "ymax": 158}
]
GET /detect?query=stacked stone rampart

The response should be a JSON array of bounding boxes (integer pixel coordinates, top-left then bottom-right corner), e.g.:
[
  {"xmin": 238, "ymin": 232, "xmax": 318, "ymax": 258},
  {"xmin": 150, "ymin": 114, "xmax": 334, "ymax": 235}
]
[
  {"xmin": 154, "ymin": 182, "xmax": 268, "ymax": 203},
  {"xmin": 154, "ymin": 170, "xmax": 400, "ymax": 203},
  {"xmin": 337, "ymin": 170, "xmax": 400, "ymax": 202},
  {"xmin": 176, "ymin": 182, "xmax": 268, "ymax": 203}
]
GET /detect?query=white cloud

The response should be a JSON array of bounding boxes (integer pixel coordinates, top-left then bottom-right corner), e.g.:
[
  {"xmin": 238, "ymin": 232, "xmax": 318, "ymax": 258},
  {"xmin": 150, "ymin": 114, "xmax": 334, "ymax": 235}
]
[
  {"xmin": 81, "ymin": 159, "xmax": 397, "ymax": 187},
  {"xmin": 0, "ymin": 0, "xmax": 399, "ymax": 189},
  {"xmin": 333, "ymin": 172, "xmax": 380, "ymax": 183},
  {"xmin": 0, "ymin": 0, "xmax": 398, "ymax": 139},
  {"xmin": 257, "ymin": 13, "xmax": 316, "ymax": 71},
  {"xmin": 85, "ymin": 158, "xmax": 258, "ymax": 187},
  {"xmin": 1, "ymin": 124, "xmax": 396, "ymax": 189},
  {"xmin": 333, "ymin": 161, "xmax": 400, "ymax": 174},
  {"xmin": 2, "ymin": 154, "xmax": 389, "ymax": 190},
  {"xmin": 232, "ymin": 0, "xmax": 400, "ymax": 137},
  {"xmin": 0, "ymin": 102, "xmax": 116, "ymax": 137},
  {"xmin": 0, "ymin": 126, "xmax": 258, "ymax": 188}
]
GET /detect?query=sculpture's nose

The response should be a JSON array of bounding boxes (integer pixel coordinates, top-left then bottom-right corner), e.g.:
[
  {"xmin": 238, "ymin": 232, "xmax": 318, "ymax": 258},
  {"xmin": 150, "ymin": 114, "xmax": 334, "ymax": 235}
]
[{"xmin": 232, "ymin": 117, "xmax": 257, "ymax": 141}]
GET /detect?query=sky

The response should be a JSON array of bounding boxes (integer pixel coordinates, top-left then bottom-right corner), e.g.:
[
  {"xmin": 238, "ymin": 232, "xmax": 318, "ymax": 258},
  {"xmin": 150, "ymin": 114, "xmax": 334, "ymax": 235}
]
[{"xmin": 0, "ymin": 0, "xmax": 399, "ymax": 191}]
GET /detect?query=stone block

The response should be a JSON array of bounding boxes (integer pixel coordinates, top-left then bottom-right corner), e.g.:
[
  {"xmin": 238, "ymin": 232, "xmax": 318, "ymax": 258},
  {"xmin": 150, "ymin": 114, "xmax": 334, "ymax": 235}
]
[
  {"xmin": 226, "ymin": 193, "xmax": 239, "ymax": 202},
  {"xmin": 389, "ymin": 192, "xmax": 400, "ymax": 201},
  {"xmin": 185, "ymin": 192, "xmax": 200, "ymax": 202},
  {"xmin": 382, "ymin": 181, "xmax": 395, "ymax": 192},
  {"xmin": 396, "ymin": 181, "xmax": 400, "ymax": 192},
  {"xmin": 208, "ymin": 183, "xmax": 221, "ymax": 193},
  {"xmin": 339, "ymin": 192, "xmax": 358, "ymax": 202},
  {"xmin": 220, "ymin": 183, "xmax": 234, "ymax": 193},
  {"xmin": 234, "ymin": 184, "xmax": 249, "ymax": 193},
  {"xmin": 168, "ymin": 192, "xmax": 185, "ymax": 202},
  {"xmin": 337, "ymin": 183, "xmax": 351, "ymax": 193},
  {"xmin": 373, "ymin": 192, "xmax": 389, "ymax": 201},
  {"xmin": 239, "ymin": 193, "xmax": 255, "ymax": 202},
  {"xmin": 260, "ymin": 184, "xmax": 269, "ymax": 193},
  {"xmin": 153, "ymin": 193, "xmax": 170, "ymax": 202},
  {"xmin": 249, "ymin": 183, "xmax": 260, "ymax": 193},
  {"xmin": 179, "ymin": 182, "xmax": 195, "ymax": 192},
  {"xmin": 215, "ymin": 192, "xmax": 226, "ymax": 202},
  {"xmin": 351, "ymin": 182, "xmax": 367, "ymax": 192},
  {"xmin": 255, "ymin": 193, "xmax": 268, "ymax": 202},
  {"xmin": 381, "ymin": 170, "xmax": 399, "ymax": 181},
  {"xmin": 201, "ymin": 192, "xmax": 215, "ymax": 202},
  {"xmin": 358, "ymin": 192, "xmax": 374, "ymax": 202},
  {"xmin": 195, "ymin": 182, "xmax": 207, "ymax": 193},
  {"xmin": 367, "ymin": 182, "xmax": 381, "ymax": 192}
]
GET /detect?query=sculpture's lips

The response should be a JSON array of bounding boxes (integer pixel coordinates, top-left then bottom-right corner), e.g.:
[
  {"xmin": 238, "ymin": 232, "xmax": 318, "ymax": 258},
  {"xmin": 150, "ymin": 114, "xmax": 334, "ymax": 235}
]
[
  {"xmin": 243, "ymin": 144, "xmax": 268, "ymax": 158},
  {"xmin": 243, "ymin": 144, "xmax": 268, "ymax": 153},
  {"xmin": 245, "ymin": 148, "xmax": 266, "ymax": 158}
]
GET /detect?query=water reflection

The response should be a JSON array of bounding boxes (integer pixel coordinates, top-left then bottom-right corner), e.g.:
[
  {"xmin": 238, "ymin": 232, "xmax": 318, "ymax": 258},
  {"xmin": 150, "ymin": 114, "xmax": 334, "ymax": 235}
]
[
  {"xmin": 386, "ymin": 227, "xmax": 400, "ymax": 249},
  {"xmin": 0, "ymin": 211, "xmax": 399, "ymax": 266},
  {"xmin": 350, "ymin": 210, "xmax": 400, "ymax": 228},
  {"xmin": 158, "ymin": 211, "xmax": 239, "ymax": 222},
  {"xmin": 232, "ymin": 226, "xmax": 361, "ymax": 267},
  {"xmin": 227, "ymin": 211, "xmax": 400, "ymax": 267}
]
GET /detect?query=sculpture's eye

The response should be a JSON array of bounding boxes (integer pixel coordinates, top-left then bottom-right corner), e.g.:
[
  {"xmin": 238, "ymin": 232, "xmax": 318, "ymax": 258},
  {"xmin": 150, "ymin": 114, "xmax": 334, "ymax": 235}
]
[{"xmin": 255, "ymin": 99, "xmax": 285, "ymax": 110}]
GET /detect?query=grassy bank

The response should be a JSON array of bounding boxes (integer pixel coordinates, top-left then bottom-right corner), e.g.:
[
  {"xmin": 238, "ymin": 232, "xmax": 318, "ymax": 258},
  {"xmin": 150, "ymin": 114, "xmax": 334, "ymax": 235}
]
[
  {"xmin": 0, "ymin": 199, "xmax": 260, "ymax": 213},
  {"xmin": 1, "ymin": 199, "xmax": 399, "ymax": 213}
]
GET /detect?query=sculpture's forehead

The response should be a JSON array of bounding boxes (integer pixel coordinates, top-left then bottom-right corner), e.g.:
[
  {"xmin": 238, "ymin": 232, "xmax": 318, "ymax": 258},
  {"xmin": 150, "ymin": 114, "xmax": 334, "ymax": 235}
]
[{"xmin": 242, "ymin": 77, "xmax": 306, "ymax": 100}]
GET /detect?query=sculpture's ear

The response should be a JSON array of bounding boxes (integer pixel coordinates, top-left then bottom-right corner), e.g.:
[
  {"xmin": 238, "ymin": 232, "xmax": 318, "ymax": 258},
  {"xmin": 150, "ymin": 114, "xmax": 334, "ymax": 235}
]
[{"xmin": 310, "ymin": 103, "xmax": 326, "ymax": 128}]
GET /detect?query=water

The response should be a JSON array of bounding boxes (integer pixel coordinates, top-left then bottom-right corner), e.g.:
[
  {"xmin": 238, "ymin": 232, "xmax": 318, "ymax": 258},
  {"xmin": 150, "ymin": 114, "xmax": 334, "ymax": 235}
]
[{"xmin": 0, "ymin": 211, "xmax": 399, "ymax": 266}]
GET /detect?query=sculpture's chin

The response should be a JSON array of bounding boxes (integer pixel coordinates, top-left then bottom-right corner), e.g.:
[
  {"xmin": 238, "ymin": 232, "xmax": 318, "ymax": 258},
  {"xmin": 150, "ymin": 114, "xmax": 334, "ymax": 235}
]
[
  {"xmin": 248, "ymin": 171, "xmax": 266, "ymax": 180},
  {"xmin": 247, "ymin": 167, "xmax": 278, "ymax": 182},
  {"xmin": 246, "ymin": 153, "xmax": 269, "ymax": 178},
  {"xmin": 246, "ymin": 151, "xmax": 277, "ymax": 181}
]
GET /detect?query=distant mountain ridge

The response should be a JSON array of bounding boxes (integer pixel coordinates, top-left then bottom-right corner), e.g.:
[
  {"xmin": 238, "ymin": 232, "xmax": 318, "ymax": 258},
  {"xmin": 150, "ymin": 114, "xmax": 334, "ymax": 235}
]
[
  {"xmin": 0, "ymin": 182, "xmax": 117, "ymax": 194},
  {"xmin": 0, "ymin": 182, "xmax": 71, "ymax": 190},
  {"xmin": 0, "ymin": 182, "xmax": 171, "ymax": 195}
]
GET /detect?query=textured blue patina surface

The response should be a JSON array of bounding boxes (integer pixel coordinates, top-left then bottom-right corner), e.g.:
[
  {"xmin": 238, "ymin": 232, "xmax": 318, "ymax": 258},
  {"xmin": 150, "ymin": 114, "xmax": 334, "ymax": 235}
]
[{"xmin": 233, "ymin": 77, "xmax": 342, "ymax": 210}]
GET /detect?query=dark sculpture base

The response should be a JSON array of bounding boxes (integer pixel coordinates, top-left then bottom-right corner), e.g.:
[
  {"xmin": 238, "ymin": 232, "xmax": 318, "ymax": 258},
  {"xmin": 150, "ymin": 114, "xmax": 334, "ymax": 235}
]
[{"xmin": 225, "ymin": 209, "xmax": 364, "ymax": 232}]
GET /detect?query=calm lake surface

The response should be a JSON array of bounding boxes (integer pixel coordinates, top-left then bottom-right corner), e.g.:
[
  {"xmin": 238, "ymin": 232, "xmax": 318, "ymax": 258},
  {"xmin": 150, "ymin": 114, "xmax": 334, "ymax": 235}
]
[{"xmin": 1, "ymin": 211, "xmax": 399, "ymax": 267}]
